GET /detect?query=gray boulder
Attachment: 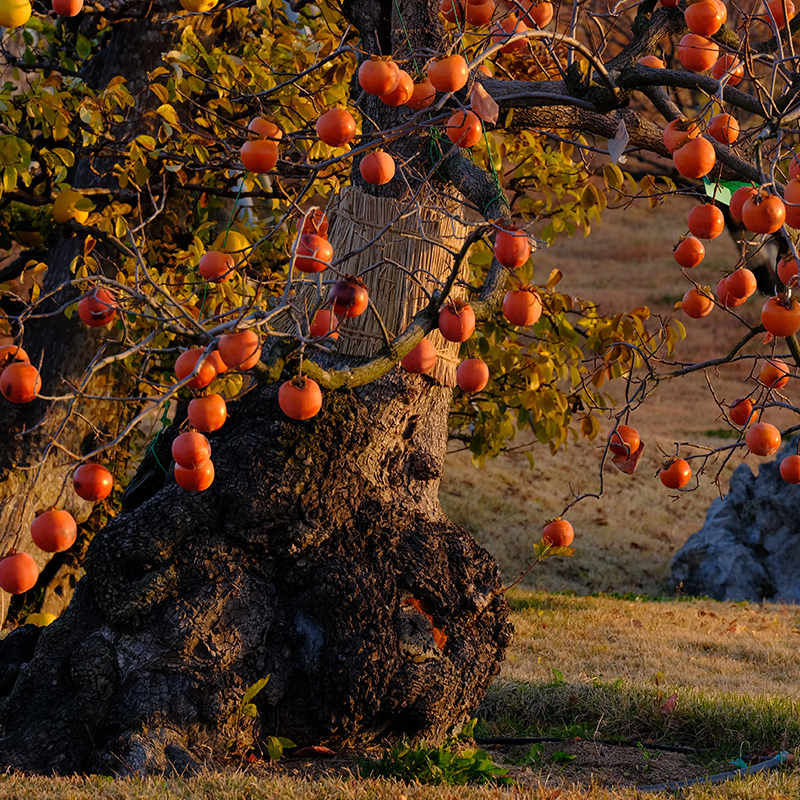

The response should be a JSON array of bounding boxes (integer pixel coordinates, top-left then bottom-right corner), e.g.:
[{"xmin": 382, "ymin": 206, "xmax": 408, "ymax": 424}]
[{"xmin": 671, "ymin": 443, "xmax": 800, "ymax": 603}]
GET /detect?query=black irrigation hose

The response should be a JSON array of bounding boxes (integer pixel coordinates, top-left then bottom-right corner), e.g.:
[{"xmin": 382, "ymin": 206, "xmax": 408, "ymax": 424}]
[
  {"xmin": 636, "ymin": 751, "xmax": 794, "ymax": 793},
  {"xmin": 474, "ymin": 736, "xmax": 699, "ymax": 754},
  {"xmin": 474, "ymin": 737, "xmax": 795, "ymax": 793}
]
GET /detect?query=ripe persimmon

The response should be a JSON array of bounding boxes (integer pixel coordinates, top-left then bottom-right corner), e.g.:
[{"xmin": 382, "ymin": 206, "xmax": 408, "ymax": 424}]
[
  {"xmin": 494, "ymin": 227, "xmax": 530, "ymax": 268},
  {"xmin": 73, "ymin": 463, "xmax": 114, "ymax": 501},
  {"xmin": 208, "ymin": 351, "xmax": 228, "ymax": 376},
  {"xmin": 188, "ymin": 394, "xmax": 228, "ymax": 432},
  {"xmin": 446, "ymin": 110, "xmax": 483, "ymax": 147},
  {"xmin": 730, "ymin": 186, "xmax": 757, "ymax": 221},
  {"xmin": 521, "ymin": 0, "xmax": 553, "ymax": 26},
  {"xmin": 358, "ymin": 59, "xmax": 400, "ymax": 96},
  {"xmin": 711, "ymin": 54, "xmax": 743, "ymax": 84},
  {"xmin": 464, "ymin": 0, "xmax": 494, "ymax": 25},
  {"xmin": 609, "ymin": 424, "xmax": 640, "ymax": 457},
  {"xmin": 543, "ymin": 518, "xmax": 574, "ymax": 547},
  {"xmin": 427, "ymin": 54, "xmax": 469, "ymax": 93},
  {"xmin": 716, "ymin": 276, "xmax": 746, "ymax": 308},
  {"xmin": 407, "ymin": 78, "xmax": 436, "ymax": 109},
  {"xmin": 278, "ymin": 376, "xmax": 323, "ymax": 420},
  {"xmin": 309, "ymin": 309, "xmax": 340, "ymax": 339},
  {"xmin": 401, "ymin": 338, "xmax": 437, "ymax": 374},
  {"xmin": 725, "ymin": 268, "xmax": 756, "ymax": 300},
  {"xmin": 53, "ymin": 0, "xmax": 83, "ymax": 16},
  {"xmin": 780, "ymin": 454, "xmax": 800, "ymax": 483},
  {"xmin": 240, "ymin": 139, "xmax": 278, "ymax": 173},
  {"xmin": 660, "ymin": 457, "xmax": 692, "ymax": 489},
  {"xmin": 301, "ymin": 209, "xmax": 329, "ymax": 237},
  {"xmin": 663, "ymin": 118, "xmax": 701, "ymax": 154},
  {"xmin": 0, "ymin": 553, "xmax": 38, "ymax": 595},
  {"xmin": 688, "ymin": 204, "xmax": 724, "ymax": 239},
  {"xmin": 729, "ymin": 396, "xmax": 754, "ymax": 426},
  {"xmin": 359, "ymin": 151, "xmax": 395, "ymax": 185},
  {"xmin": 175, "ymin": 348, "xmax": 217, "ymax": 389},
  {"xmin": 684, "ymin": 0, "xmax": 724, "ymax": 36},
  {"xmin": 218, "ymin": 330, "xmax": 261, "ymax": 370},
  {"xmin": 439, "ymin": 0, "xmax": 464, "ymax": 22},
  {"xmin": 0, "ymin": 344, "xmax": 29, "ymax": 370},
  {"xmin": 175, "ymin": 460, "xmax": 215, "ymax": 492},
  {"xmin": 31, "ymin": 510, "xmax": 77, "ymax": 553},
  {"xmin": 78, "ymin": 288, "xmax": 116, "ymax": 327},
  {"xmin": 330, "ymin": 276, "xmax": 369, "ymax": 318},
  {"xmin": 199, "ymin": 250, "xmax": 235, "ymax": 283},
  {"xmin": 758, "ymin": 358, "xmax": 790, "ymax": 389},
  {"xmin": 248, "ymin": 117, "xmax": 282, "ymax": 140},
  {"xmin": 503, "ymin": 288, "xmax": 542, "ymax": 326},
  {"xmin": 677, "ymin": 34, "xmax": 719, "ymax": 72},
  {"xmin": 767, "ymin": 0, "xmax": 794, "ymax": 26},
  {"xmin": 491, "ymin": 15, "xmax": 529, "ymax": 53},
  {"xmin": 638, "ymin": 55, "xmax": 665, "ymax": 68},
  {"xmin": 741, "ymin": 192, "xmax": 786, "ymax": 234},
  {"xmin": 673, "ymin": 137, "xmax": 716, "ymax": 179},
  {"xmin": 674, "ymin": 236, "xmax": 705, "ymax": 268},
  {"xmin": 294, "ymin": 233, "xmax": 332, "ymax": 273},
  {"xmin": 777, "ymin": 257, "xmax": 798, "ymax": 284},
  {"xmin": 456, "ymin": 358, "xmax": 489, "ymax": 393},
  {"xmin": 380, "ymin": 70, "xmax": 414, "ymax": 106},
  {"xmin": 438, "ymin": 301, "xmax": 476, "ymax": 342},
  {"xmin": 745, "ymin": 421, "xmax": 781, "ymax": 456},
  {"xmin": 682, "ymin": 288, "xmax": 714, "ymax": 318},
  {"xmin": 707, "ymin": 113, "xmax": 739, "ymax": 144},
  {"xmin": 315, "ymin": 108, "xmax": 357, "ymax": 147},
  {"xmin": 783, "ymin": 178, "xmax": 800, "ymax": 228},
  {"xmin": 1, "ymin": 362, "xmax": 42, "ymax": 403},
  {"xmin": 761, "ymin": 295, "xmax": 800, "ymax": 337},
  {"xmin": 172, "ymin": 431, "xmax": 211, "ymax": 469}
]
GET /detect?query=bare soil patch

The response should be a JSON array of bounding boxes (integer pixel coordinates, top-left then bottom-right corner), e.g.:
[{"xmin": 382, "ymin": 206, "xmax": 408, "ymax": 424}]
[
  {"xmin": 493, "ymin": 739, "xmax": 712, "ymax": 790},
  {"xmin": 229, "ymin": 739, "xmax": 722, "ymax": 793}
]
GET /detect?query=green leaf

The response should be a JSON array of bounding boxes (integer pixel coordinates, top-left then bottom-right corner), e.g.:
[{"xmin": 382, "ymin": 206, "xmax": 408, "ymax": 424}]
[
  {"xmin": 76, "ymin": 34, "xmax": 91, "ymax": 60},
  {"xmin": 266, "ymin": 736, "xmax": 284, "ymax": 760},
  {"xmin": 242, "ymin": 675, "xmax": 269, "ymax": 703},
  {"xmin": 240, "ymin": 703, "xmax": 257, "ymax": 718}
]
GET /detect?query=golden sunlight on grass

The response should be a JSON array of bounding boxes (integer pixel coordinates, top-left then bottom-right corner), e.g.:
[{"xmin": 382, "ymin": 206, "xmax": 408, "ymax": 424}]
[{"xmin": 502, "ymin": 591, "xmax": 800, "ymax": 699}]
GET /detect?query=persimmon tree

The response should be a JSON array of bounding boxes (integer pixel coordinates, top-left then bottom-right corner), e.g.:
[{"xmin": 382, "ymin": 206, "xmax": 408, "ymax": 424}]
[{"xmin": 0, "ymin": 0, "xmax": 799, "ymax": 775}]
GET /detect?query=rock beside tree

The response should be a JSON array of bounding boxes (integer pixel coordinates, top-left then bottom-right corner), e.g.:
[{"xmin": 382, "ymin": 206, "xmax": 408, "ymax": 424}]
[{"xmin": 671, "ymin": 443, "xmax": 800, "ymax": 603}]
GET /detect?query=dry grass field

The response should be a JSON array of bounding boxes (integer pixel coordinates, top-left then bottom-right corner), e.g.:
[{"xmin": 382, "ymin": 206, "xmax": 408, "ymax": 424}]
[{"xmin": 442, "ymin": 194, "xmax": 797, "ymax": 596}]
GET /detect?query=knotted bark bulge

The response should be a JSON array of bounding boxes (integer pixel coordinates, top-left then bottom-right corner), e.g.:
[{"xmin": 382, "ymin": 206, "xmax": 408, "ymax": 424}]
[{"xmin": 0, "ymin": 370, "xmax": 511, "ymax": 775}]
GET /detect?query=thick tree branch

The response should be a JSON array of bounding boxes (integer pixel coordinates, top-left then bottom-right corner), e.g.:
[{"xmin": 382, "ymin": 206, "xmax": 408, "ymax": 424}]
[{"xmin": 619, "ymin": 64, "xmax": 765, "ymax": 116}]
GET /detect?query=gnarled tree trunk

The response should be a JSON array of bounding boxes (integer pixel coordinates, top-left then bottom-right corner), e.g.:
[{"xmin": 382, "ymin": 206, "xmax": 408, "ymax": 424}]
[
  {"xmin": 0, "ymin": 370, "xmax": 511, "ymax": 774},
  {"xmin": 0, "ymin": 0, "xmax": 513, "ymax": 772}
]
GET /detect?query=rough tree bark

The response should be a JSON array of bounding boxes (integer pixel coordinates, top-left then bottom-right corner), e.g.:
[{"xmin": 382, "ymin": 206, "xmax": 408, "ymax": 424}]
[{"xmin": 0, "ymin": 369, "xmax": 511, "ymax": 774}]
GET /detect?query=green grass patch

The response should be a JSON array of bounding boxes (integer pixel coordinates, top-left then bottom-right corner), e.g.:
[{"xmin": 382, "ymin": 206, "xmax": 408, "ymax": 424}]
[
  {"xmin": 700, "ymin": 428, "xmax": 741, "ymax": 439},
  {"xmin": 479, "ymin": 678, "xmax": 800, "ymax": 760}
]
